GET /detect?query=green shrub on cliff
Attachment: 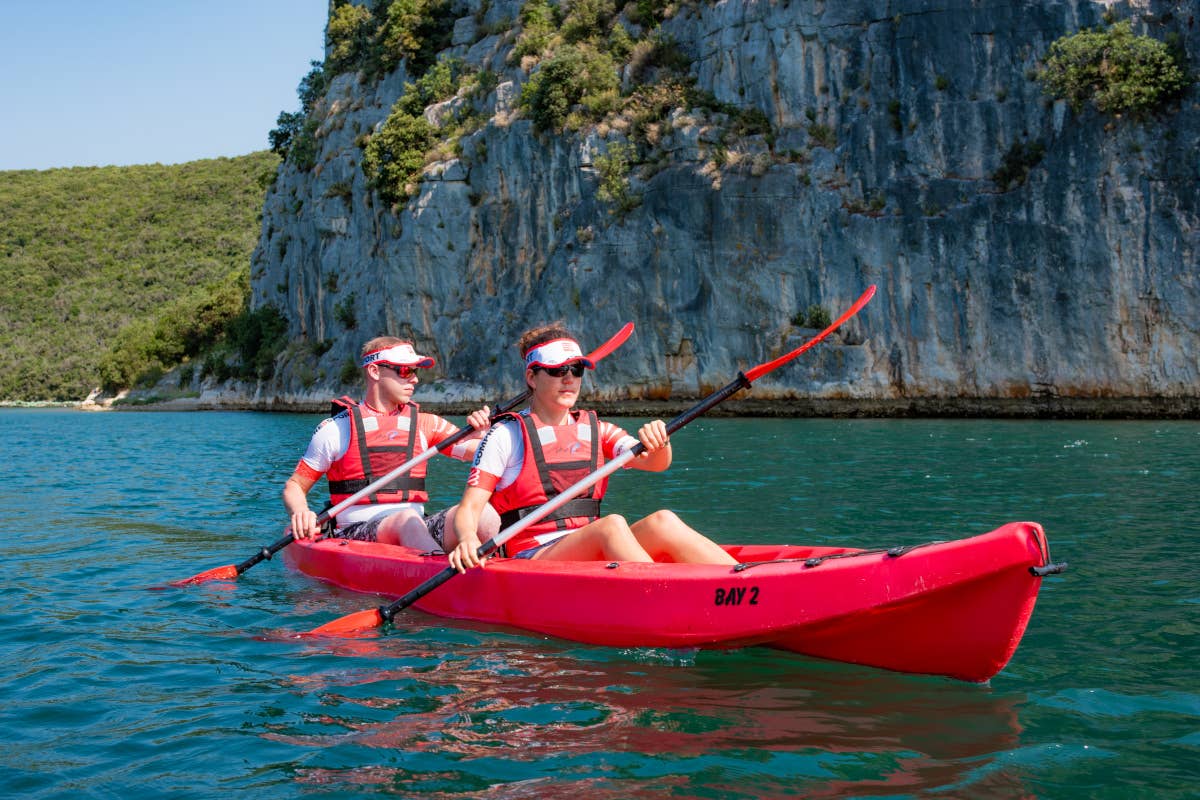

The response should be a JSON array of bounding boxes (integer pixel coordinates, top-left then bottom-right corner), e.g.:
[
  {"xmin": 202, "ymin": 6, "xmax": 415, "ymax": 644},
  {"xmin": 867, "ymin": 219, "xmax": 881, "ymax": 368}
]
[
  {"xmin": 377, "ymin": 0, "xmax": 455, "ymax": 76},
  {"xmin": 1039, "ymin": 22, "xmax": 1190, "ymax": 116},
  {"xmin": 629, "ymin": 0, "xmax": 672, "ymax": 28},
  {"xmin": 509, "ymin": 0, "xmax": 703, "ymax": 135},
  {"xmin": 276, "ymin": 0, "xmax": 459, "ymax": 175},
  {"xmin": 512, "ymin": 0, "xmax": 558, "ymax": 60},
  {"xmin": 560, "ymin": 0, "xmax": 617, "ymax": 45},
  {"xmin": 397, "ymin": 57, "xmax": 467, "ymax": 116},
  {"xmin": 992, "ymin": 139, "xmax": 1046, "ymax": 191},
  {"xmin": 311, "ymin": 0, "xmax": 771, "ymax": 213},
  {"xmin": 327, "ymin": 2, "xmax": 375, "ymax": 74},
  {"xmin": 361, "ymin": 107, "xmax": 437, "ymax": 205},
  {"xmin": 360, "ymin": 57, "xmax": 476, "ymax": 207},
  {"xmin": 269, "ymin": 110, "xmax": 305, "ymax": 158},
  {"xmin": 595, "ymin": 142, "xmax": 641, "ymax": 216},
  {"xmin": 520, "ymin": 45, "xmax": 620, "ymax": 132},
  {"xmin": 325, "ymin": 0, "xmax": 454, "ymax": 78},
  {"xmin": 269, "ymin": 61, "xmax": 326, "ymax": 168},
  {"xmin": 793, "ymin": 305, "xmax": 831, "ymax": 329}
]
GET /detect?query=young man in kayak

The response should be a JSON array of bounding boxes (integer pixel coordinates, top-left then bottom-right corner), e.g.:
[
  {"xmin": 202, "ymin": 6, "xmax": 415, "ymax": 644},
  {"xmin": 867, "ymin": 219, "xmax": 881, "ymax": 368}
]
[
  {"xmin": 284, "ymin": 336, "xmax": 500, "ymax": 552},
  {"xmin": 446, "ymin": 323, "xmax": 737, "ymax": 572}
]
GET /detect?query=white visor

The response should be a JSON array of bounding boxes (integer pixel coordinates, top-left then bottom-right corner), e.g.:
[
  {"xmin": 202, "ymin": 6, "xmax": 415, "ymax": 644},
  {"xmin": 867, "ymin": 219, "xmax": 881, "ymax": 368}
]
[
  {"xmin": 360, "ymin": 343, "xmax": 436, "ymax": 369},
  {"xmin": 524, "ymin": 338, "xmax": 595, "ymax": 369}
]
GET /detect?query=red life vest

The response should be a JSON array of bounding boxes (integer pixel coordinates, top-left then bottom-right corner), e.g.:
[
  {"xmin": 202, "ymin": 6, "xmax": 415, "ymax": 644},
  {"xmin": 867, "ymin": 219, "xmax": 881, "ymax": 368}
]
[
  {"xmin": 325, "ymin": 397, "xmax": 429, "ymax": 505},
  {"xmin": 491, "ymin": 409, "xmax": 606, "ymax": 555}
]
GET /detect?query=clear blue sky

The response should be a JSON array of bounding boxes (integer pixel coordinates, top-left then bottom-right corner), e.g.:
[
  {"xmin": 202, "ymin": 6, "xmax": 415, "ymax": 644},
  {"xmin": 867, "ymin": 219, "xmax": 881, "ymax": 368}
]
[{"xmin": 0, "ymin": 1, "xmax": 329, "ymax": 171}]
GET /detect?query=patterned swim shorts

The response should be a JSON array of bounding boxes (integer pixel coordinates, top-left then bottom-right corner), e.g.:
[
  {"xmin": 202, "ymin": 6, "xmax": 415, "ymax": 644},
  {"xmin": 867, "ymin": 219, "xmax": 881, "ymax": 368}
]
[
  {"xmin": 423, "ymin": 507, "xmax": 450, "ymax": 550},
  {"xmin": 330, "ymin": 508, "xmax": 451, "ymax": 551},
  {"xmin": 329, "ymin": 516, "xmax": 384, "ymax": 542}
]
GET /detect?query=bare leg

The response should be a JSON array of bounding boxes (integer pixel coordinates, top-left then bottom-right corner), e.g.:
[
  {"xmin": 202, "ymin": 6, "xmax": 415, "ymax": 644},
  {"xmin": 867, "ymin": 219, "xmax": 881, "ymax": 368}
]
[
  {"xmin": 478, "ymin": 503, "xmax": 501, "ymax": 541},
  {"xmin": 441, "ymin": 503, "xmax": 501, "ymax": 550},
  {"xmin": 532, "ymin": 515, "xmax": 654, "ymax": 562},
  {"xmin": 375, "ymin": 508, "xmax": 440, "ymax": 550},
  {"xmin": 630, "ymin": 510, "xmax": 737, "ymax": 565}
]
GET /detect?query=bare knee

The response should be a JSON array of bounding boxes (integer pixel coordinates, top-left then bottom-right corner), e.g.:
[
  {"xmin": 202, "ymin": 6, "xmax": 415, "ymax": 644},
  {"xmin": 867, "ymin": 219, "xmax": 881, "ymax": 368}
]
[
  {"xmin": 380, "ymin": 509, "xmax": 422, "ymax": 532},
  {"xmin": 595, "ymin": 513, "xmax": 630, "ymax": 534},
  {"xmin": 478, "ymin": 504, "xmax": 501, "ymax": 539},
  {"xmin": 377, "ymin": 509, "xmax": 431, "ymax": 548},
  {"xmin": 542, "ymin": 514, "xmax": 650, "ymax": 561},
  {"xmin": 442, "ymin": 504, "xmax": 501, "ymax": 550},
  {"xmin": 635, "ymin": 510, "xmax": 692, "ymax": 545},
  {"xmin": 642, "ymin": 509, "xmax": 681, "ymax": 529}
]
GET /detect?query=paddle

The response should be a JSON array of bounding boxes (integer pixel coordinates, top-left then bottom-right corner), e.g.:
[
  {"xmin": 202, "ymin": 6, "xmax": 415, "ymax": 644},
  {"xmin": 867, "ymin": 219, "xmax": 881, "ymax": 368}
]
[
  {"xmin": 171, "ymin": 322, "xmax": 635, "ymax": 587},
  {"xmin": 306, "ymin": 285, "xmax": 876, "ymax": 636}
]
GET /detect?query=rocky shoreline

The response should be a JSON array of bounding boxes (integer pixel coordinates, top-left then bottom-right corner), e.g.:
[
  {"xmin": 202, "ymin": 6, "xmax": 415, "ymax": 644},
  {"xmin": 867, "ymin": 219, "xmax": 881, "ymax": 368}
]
[
  {"xmin": 11, "ymin": 374, "xmax": 1197, "ymax": 418},
  {"xmin": 39, "ymin": 394, "xmax": 1197, "ymax": 419}
]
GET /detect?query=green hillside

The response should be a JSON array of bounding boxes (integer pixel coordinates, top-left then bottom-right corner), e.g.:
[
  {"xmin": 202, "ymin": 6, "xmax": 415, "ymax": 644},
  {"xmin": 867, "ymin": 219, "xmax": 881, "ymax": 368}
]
[{"xmin": 0, "ymin": 152, "xmax": 279, "ymax": 401}]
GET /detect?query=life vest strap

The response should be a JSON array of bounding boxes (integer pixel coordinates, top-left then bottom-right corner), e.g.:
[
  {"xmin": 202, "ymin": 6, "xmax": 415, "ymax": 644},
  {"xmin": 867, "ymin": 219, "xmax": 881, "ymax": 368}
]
[
  {"xmin": 329, "ymin": 476, "xmax": 426, "ymax": 495},
  {"xmin": 499, "ymin": 497, "xmax": 601, "ymax": 529}
]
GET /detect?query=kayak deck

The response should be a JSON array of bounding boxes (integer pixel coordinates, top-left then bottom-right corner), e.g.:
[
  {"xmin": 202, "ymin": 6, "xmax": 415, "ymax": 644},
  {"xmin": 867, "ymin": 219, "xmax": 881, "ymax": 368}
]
[{"xmin": 285, "ymin": 521, "xmax": 1058, "ymax": 682}]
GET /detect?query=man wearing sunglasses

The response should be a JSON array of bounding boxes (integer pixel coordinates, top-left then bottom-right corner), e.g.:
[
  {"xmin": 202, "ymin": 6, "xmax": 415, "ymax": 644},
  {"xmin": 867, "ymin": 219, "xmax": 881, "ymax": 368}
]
[{"xmin": 283, "ymin": 336, "xmax": 499, "ymax": 553}]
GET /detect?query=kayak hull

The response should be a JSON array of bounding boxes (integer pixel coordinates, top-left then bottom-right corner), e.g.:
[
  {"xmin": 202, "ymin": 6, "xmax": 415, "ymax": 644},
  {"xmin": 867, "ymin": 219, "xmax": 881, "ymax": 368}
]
[{"xmin": 284, "ymin": 521, "xmax": 1056, "ymax": 682}]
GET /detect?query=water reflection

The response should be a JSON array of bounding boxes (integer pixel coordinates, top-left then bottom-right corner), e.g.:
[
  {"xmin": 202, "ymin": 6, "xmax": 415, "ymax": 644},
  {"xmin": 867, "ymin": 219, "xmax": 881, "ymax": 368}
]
[{"xmin": 263, "ymin": 630, "xmax": 1031, "ymax": 797}]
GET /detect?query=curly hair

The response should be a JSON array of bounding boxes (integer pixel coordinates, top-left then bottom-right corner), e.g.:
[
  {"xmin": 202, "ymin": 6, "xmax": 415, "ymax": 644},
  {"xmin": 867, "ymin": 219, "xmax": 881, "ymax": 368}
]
[{"xmin": 517, "ymin": 322, "xmax": 575, "ymax": 358}]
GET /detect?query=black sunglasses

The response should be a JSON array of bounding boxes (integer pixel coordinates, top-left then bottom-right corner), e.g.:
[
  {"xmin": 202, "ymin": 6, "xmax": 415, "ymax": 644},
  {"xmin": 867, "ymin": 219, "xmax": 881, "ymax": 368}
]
[{"xmin": 534, "ymin": 363, "xmax": 586, "ymax": 378}]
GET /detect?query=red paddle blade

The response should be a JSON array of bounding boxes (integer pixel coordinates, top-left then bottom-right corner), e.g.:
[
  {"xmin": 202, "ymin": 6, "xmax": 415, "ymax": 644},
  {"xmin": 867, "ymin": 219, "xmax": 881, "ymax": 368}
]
[
  {"xmin": 306, "ymin": 608, "xmax": 385, "ymax": 636},
  {"xmin": 587, "ymin": 321, "xmax": 634, "ymax": 361},
  {"xmin": 169, "ymin": 564, "xmax": 239, "ymax": 586},
  {"xmin": 744, "ymin": 285, "xmax": 876, "ymax": 382}
]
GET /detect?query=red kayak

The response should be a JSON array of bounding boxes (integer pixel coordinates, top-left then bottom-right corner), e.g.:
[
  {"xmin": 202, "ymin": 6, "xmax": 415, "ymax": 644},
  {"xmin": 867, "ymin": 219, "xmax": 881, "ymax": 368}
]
[{"xmin": 285, "ymin": 521, "xmax": 1064, "ymax": 682}]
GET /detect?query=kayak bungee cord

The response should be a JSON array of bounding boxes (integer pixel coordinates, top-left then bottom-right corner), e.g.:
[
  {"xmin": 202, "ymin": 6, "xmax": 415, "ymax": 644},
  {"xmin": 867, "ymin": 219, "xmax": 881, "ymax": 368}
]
[
  {"xmin": 304, "ymin": 285, "xmax": 877, "ymax": 637},
  {"xmin": 168, "ymin": 322, "xmax": 635, "ymax": 587},
  {"xmin": 733, "ymin": 534, "xmax": 1068, "ymax": 575},
  {"xmin": 732, "ymin": 540, "xmax": 947, "ymax": 572}
]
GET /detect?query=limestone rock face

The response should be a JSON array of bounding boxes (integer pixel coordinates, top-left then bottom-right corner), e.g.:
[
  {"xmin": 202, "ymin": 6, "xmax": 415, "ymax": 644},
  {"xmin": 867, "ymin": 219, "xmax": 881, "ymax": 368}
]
[{"xmin": 242, "ymin": 0, "xmax": 1199, "ymax": 414}]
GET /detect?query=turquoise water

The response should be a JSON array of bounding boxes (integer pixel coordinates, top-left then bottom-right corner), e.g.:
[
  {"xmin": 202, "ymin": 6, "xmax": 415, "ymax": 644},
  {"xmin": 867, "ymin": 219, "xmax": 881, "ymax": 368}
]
[{"xmin": 1, "ymin": 408, "xmax": 1196, "ymax": 798}]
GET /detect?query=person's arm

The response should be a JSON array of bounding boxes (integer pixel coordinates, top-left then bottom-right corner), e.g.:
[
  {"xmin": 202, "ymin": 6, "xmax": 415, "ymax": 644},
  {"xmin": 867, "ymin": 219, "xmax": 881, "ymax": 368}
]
[
  {"xmin": 621, "ymin": 419, "xmax": 673, "ymax": 472},
  {"xmin": 284, "ymin": 414, "xmax": 343, "ymax": 539},
  {"xmin": 465, "ymin": 405, "xmax": 491, "ymax": 431},
  {"xmin": 447, "ymin": 485, "xmax": 495, "ymax": 573},
  {"xmin": 425, "ymin": 405, "xmax": 492, "ymax": 461},
  {"xmin": 446, "ymin": 419, "xmax": 513, "ymax": 571},
  {"xmin": 282, "ymin": 469, "xmax": 322, "ymax": 539},
  {"xmin": 455, "ymin": 405, "xmax": 492, "ymax": 460},
  {"xmin": 630, "ymin": 419, "xmax": 672, "ymax": 472}
]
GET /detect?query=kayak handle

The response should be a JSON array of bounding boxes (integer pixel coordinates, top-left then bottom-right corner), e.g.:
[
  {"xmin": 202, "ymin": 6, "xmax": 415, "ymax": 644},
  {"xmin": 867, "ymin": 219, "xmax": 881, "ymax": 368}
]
[{"xmin": 1030, "ymin": 562, "xmax": 1069, "ymax": 577}]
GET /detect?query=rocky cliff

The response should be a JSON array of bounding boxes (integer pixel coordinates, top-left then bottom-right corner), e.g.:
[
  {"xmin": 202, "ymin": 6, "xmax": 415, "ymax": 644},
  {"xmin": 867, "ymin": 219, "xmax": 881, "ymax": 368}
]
[{"xmin": 225, "ymin": 0, "xmax": 1198, "ymax": 416}]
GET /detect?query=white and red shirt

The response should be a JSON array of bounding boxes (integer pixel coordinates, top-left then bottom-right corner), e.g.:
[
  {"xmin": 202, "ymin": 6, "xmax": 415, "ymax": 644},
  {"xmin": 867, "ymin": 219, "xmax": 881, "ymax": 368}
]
[
  {"xmin": 468, "ymin": 411, "xmax": 638, "ymax": 493},
  {"xmin": 468, "ymin": 409, "xmax": 639, "ymax": 551},
  {"xmin": 294, "ymin": 402, "xmax": 471, "ymax": 527}
]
